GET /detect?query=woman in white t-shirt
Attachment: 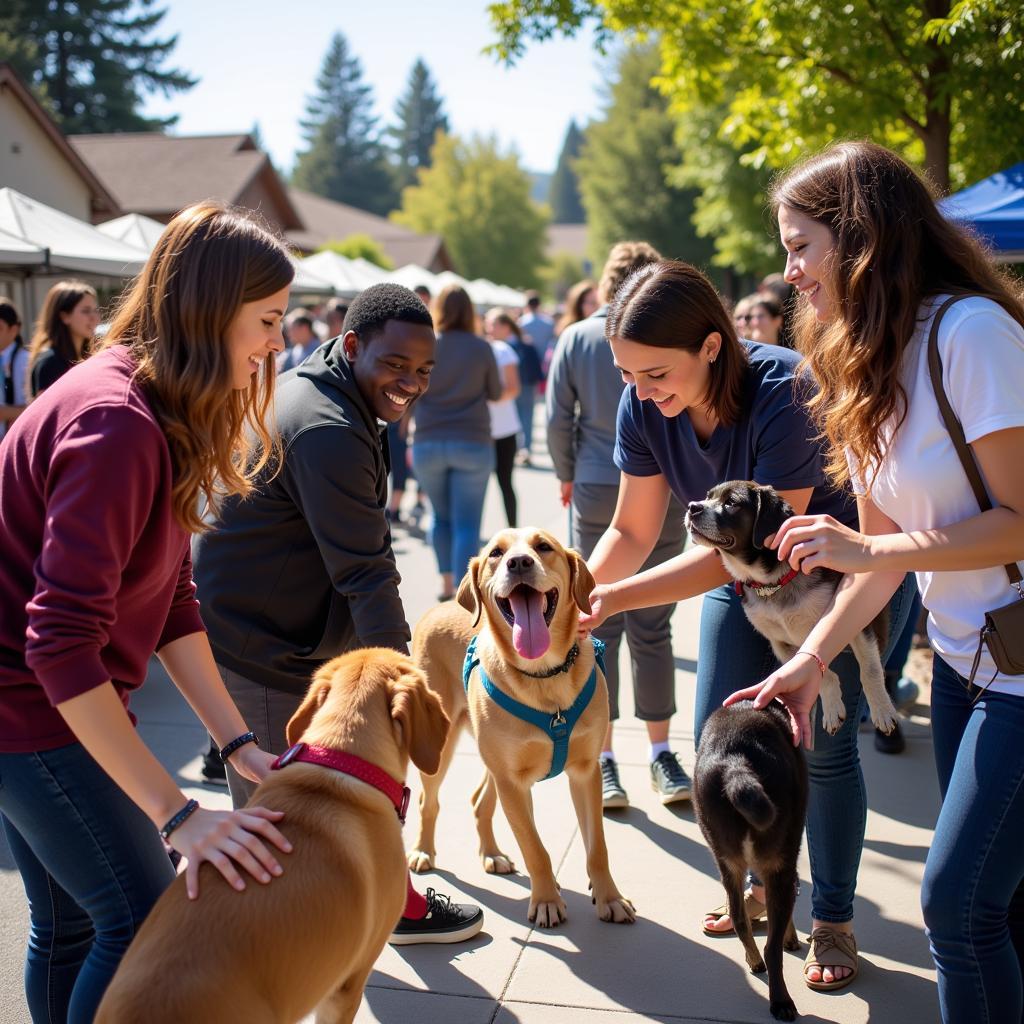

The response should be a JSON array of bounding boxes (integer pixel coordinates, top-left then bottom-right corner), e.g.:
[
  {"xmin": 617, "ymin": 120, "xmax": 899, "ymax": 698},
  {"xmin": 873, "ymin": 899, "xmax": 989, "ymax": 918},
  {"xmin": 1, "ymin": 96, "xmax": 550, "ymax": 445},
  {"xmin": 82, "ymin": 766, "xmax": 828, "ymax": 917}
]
[
  {"xmin": 729, "ymin": 141, "xmax": 1024, "ymax": 1024},
  {"xmin": 484, "ymin": 309, "xmax": 523, "ymax": 527}
]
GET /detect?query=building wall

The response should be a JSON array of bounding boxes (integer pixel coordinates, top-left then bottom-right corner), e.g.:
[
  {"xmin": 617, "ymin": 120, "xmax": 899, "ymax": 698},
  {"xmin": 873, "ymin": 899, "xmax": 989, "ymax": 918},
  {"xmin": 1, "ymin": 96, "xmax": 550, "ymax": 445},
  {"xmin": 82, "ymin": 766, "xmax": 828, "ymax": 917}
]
[
  {"xmin": 236, "ymin": 176, "xmax": 290, "ymax": 234},
  {"xmin": 0, "ymin": 87, "xmax": 93, "ymax": 220}
]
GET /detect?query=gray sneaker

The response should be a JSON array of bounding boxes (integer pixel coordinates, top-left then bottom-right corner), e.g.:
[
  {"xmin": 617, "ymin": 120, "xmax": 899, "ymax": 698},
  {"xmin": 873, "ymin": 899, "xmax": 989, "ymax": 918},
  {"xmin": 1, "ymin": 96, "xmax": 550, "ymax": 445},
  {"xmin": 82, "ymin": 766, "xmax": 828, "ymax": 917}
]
[
  {"xmin": 600, "ymin": 756, "xmax": 629, "ymax": 809},
  {"xmin": 650, "ymin": 751, "xmax": 691, "ymax": 804}
]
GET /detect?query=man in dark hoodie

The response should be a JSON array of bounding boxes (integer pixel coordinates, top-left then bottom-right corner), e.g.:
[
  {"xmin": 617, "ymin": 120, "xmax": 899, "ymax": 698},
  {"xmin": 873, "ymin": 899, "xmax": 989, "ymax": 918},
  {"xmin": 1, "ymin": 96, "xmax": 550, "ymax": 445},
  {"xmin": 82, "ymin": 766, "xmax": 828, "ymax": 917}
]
[{"xmin": 192, "ymin": 283, "xmax": 483, "ymax": 945}]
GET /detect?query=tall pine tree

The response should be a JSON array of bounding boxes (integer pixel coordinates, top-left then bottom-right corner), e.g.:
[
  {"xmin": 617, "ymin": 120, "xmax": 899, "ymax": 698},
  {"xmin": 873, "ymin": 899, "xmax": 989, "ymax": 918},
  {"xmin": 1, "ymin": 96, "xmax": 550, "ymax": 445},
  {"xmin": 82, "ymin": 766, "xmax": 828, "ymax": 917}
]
[
  {"xmin": 1, "ymin": 0, "xmax": 195, "ymax": 133},
  {"xmin": 547, "ymin": 120, "xmax": 585, "ymax": 224},
  {"xmin": 391, "ymin": 59, "xmax": 449, "ymax": 193},
  {"xmin": 292, "ymin": 32, "xmax": 397, "ymax": 216}
]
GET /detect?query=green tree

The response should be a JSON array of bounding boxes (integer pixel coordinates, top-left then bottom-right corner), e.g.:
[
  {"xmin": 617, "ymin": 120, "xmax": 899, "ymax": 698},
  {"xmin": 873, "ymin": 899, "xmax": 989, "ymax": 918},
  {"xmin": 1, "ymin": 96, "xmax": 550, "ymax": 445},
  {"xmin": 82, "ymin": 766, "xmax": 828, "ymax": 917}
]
[
  {"xmin": 548, "ymin": 119, "xmax": 586, "ymax": 224},
  {"xmin": 575, "ymin": 44, "xmax": 714, "ymax": 271},
  {"xmin": 488, "ymin": 0, "xmax": 1024, "ymax": 193},
  {"xmin": 390, "ymin": 58, "xmax": 449, "ymax": 192},
  {"xmin": 543, "ymin": 250, "xmax": 586, "ymax": 302},
  {"xmin": 292, "ymin": 32, "xmax": 397, "ymax": 216},
  {"xmin": 393, "ymin": 133, "xmax": 549, "ymax": 288},
  {"xmin": 318, "ymin": 234, "xmax": 394, "ymax": 269},
  {"xmin": 1, "ymin": 0, "xmax": 195, "ymax": 133}
]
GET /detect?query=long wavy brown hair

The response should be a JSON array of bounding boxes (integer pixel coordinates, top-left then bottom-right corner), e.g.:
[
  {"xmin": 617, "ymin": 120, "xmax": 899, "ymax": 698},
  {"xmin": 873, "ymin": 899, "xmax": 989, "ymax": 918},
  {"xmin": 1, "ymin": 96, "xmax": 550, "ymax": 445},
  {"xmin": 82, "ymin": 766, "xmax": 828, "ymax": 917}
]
[
  {"xmin": 771, "ymin": 141, "xmax": 1024, "ymax": 489},
  {"xmin": 26, "ymin": 280, "xmax": 97, "ymax": 387},
  {"xmin": 96, "ymin": 202, "xmax": 294, "ymax": 532}
]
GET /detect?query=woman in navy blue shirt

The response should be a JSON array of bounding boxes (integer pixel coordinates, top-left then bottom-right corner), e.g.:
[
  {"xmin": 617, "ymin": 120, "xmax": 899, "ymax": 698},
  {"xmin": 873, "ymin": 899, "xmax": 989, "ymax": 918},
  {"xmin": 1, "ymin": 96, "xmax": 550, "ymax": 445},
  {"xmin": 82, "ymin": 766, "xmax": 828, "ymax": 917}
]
[{"xmin": 583, "ymin": 260, "xmax": 913, "ymax": 992}]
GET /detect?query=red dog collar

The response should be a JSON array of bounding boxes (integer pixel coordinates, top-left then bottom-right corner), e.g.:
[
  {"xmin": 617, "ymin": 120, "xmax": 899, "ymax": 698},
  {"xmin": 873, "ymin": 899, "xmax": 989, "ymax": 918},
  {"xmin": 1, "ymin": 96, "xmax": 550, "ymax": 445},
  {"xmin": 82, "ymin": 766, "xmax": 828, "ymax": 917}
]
[
  {"xmin": 271, "ymin": 742, "xmax": 411, "ymax": 823},
  {"xmin": 734, "ymin": 566, "xmax": 800, "ymax": 599}
]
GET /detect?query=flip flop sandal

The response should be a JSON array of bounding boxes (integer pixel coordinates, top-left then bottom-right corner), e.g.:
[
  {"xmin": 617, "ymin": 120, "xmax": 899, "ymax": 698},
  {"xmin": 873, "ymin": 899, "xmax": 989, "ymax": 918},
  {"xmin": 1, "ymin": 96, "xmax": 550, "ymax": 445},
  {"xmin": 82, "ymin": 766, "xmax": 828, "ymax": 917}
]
[
  {"xmin": 804, "ymin": 926, "xmax": 859, "ymax": 991},
  {"xmin": 702, "ymin": 889, "xmax": 768, "ymax": 937}
]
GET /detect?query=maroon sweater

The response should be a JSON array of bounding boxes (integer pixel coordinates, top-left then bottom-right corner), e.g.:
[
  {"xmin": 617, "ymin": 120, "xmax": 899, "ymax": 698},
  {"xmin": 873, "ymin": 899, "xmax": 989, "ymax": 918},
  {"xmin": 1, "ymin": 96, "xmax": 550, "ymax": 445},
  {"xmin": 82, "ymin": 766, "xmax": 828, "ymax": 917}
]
[{"xmin": 0, "ymin": 346, "xmax": 205, "ymax": 752}]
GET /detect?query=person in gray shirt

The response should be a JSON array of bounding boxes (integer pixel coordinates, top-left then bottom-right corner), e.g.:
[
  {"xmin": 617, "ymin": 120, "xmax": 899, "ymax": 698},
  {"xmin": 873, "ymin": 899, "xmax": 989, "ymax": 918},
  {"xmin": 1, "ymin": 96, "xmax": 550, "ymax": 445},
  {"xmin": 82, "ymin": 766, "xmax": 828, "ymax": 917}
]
[
  {"xmin": 411, "ymin": 285, "xmax": 501, "ymax": 600},
  {"xmin": 546, "ymin": 242, "xmax": 689, "ymax": 810}
]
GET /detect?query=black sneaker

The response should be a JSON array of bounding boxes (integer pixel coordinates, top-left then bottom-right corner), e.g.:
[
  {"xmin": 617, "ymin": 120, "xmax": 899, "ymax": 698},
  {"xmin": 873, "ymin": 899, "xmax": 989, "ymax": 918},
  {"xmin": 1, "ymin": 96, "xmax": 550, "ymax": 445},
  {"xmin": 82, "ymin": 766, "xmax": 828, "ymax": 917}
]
[
  {"xmin": 600, "ymin": 756, "xmax": 629, "ymax": 809},
  {"xmin": 650, "ymin": 751, "xmax": 691, "ymax": 804},
  {"xmin": 200, "ymin": 747, "xmax": 228, "ymax": 788},
  {"xmin": 388, "ymin": 888, "xmax": 484, "ymax": 945}
]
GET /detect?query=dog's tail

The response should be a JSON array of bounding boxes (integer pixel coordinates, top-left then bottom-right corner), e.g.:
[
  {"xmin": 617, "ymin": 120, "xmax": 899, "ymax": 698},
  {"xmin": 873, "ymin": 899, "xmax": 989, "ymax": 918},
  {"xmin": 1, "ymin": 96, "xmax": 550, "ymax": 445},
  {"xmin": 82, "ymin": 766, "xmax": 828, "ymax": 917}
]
[{"xmin": 722, "ymin": 756, "xmax": 777, "ymax": 830}]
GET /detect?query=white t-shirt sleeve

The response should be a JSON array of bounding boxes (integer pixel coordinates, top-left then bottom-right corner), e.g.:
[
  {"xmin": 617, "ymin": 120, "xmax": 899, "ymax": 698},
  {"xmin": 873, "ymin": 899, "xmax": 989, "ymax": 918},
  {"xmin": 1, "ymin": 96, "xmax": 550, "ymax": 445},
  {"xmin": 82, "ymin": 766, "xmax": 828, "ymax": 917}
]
[
  {"xmin": 493, "ymin": 341, "xmax": 520, "ymax": 370},
  {"xmin": 940, "ymin": 301, "xmax": 1024, "ymax": 443}
]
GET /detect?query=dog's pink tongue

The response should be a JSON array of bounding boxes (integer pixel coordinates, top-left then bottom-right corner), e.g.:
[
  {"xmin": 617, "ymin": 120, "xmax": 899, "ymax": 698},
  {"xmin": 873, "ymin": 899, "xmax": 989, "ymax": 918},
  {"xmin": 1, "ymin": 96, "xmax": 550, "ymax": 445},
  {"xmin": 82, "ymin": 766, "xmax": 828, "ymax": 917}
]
[{"xmin": 508, "ymin": 587, "xmax": 550, "ymax": 660}]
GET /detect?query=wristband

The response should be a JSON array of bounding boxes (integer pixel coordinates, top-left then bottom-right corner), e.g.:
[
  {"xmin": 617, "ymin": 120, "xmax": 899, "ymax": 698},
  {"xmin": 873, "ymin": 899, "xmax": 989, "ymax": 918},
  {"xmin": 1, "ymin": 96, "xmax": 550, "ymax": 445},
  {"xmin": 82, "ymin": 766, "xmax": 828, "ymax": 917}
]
[
  {"xmin": 218, "ymin": 730, "xmax": 259, "ymax": 764},
  {"xmin": 795, "ymin": 649, "xmax": 827, "ymax": 676},
  {"xmin": 159, "ymin": 798, "xmax": 199, "ymax": 841}
]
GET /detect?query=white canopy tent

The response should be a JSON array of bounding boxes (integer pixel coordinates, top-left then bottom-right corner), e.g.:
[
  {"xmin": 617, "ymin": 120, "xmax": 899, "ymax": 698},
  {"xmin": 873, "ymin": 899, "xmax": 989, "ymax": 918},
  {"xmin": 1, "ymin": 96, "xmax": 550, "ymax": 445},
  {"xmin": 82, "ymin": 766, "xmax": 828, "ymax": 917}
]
[
  {"xmin": 0, "ymin": 227, "xmax": 47, "ymax": 268},
  {"xmin": 96, "ymin": 212, "xmax": 166, "ymax": 253},
  {"xmin": 384, "ymin": 263, "xmax": 439, "ymax": 293},
  {"xmin": 0, "ymin": 188, "xmax": 147, "ymax": 278},
  {"xmin": 300, "ymin": 251, "xmax": 376, "ymax": 298}
]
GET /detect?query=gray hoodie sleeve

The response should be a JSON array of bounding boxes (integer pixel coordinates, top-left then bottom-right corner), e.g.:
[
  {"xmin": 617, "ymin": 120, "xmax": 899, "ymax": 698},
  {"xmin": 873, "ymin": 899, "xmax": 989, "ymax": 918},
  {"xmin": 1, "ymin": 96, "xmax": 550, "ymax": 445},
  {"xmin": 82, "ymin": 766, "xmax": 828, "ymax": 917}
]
[
  {"xmin": 545, "ymin": 331, "xmax": 576, "ymax": 482},
  {"xmin": 282, "ymin": 424, "xmax": 410, "ymax": 653},
  {"xmin": 485, "ymin": 344, "xmax": 502, "ymax": 401}
]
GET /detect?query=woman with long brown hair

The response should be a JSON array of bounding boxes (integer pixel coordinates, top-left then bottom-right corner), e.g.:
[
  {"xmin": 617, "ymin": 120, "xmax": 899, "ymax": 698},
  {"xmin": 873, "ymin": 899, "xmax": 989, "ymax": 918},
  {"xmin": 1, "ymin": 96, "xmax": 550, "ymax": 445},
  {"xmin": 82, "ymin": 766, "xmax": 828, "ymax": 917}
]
[
  {"xmin": 730, "ymin": 141, "xmax": 1024, "ymax": 1023},
  {"xmin": 579, "ymin": 258, "xmax": 915, "ymax": 991},
  {"xmin": 27, "ymin": 279, "xmax": 100, "ymax": 397},
  {"xmin": 0, "ymin": 202, "xmax": 295, "ymax": 1022}
]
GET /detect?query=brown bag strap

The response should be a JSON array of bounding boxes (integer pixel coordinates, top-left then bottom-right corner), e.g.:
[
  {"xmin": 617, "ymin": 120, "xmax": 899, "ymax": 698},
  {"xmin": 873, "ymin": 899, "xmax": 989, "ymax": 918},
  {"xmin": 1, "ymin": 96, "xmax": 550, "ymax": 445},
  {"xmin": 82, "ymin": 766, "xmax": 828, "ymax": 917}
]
[{"xmin": 926, "ymin": 294, "xmax": 1023, "ymax": 587}]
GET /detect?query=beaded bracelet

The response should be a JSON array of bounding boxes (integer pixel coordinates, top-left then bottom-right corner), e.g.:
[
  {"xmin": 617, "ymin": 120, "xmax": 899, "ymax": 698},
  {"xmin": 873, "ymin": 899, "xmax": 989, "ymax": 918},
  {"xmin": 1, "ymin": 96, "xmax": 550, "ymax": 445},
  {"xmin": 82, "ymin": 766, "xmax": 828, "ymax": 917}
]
[
  {"xmin": 218, "ymin": 730, "xmax": 259, "ymax": 764},
  {"xmin": 159, "ymin": 798, "xmax": 199, "ymax": 841},
  {"xmin": 796, "ymin": 649, "xmax": 827, "ymax": 676}
]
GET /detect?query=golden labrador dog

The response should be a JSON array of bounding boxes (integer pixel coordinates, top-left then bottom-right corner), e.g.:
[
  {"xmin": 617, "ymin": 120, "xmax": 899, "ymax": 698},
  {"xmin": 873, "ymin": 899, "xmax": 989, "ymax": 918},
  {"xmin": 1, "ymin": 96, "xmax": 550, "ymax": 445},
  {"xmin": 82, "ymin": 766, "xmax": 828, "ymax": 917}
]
[
  {"xmin": 408, "ymin": 528, "xmax": 635, "ymax": 927},
  {"xmin": 96, "ymin": 648, "xmax": 449, "ymax": 1024}
]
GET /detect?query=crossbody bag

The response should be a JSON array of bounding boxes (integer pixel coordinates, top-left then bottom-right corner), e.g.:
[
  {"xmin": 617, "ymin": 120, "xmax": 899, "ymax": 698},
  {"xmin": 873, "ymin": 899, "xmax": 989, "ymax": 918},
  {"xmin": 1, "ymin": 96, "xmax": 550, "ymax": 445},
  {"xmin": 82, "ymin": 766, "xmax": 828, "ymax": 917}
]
[{"xmin": 927, "ymin": 294, "xmax": 1024, "ymax": 692}]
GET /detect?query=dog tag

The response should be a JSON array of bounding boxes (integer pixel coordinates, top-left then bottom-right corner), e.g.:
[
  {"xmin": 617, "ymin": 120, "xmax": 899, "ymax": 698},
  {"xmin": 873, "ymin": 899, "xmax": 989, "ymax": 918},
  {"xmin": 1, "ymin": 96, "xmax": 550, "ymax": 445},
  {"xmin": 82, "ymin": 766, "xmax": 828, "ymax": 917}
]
[{"xmin": 272, "ymin": 742, "xmax": 307, "ymax": 770}]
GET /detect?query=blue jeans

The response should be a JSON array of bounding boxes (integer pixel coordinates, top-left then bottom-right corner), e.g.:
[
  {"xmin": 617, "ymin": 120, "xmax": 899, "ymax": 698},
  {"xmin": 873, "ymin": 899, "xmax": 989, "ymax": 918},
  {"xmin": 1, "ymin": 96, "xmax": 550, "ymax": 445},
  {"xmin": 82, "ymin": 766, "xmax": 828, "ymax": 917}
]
[
  {"xmin": 412, "ymin": 439, "xmax": 495, "ymax": 584},
  {"xmin": 0, "ymin": 742, "xmax": 175, "ymax": 1023},
  {"xmin": 515, "ymin": 385, "xmax": 536, "ymax": 453},
  {"xmin": 923, "ymin": 655, "xmax": 1024, "ymax": 1024},
  {"xmin": 694, "ymin": 575, "xmax": 915, "ymax": 923}
]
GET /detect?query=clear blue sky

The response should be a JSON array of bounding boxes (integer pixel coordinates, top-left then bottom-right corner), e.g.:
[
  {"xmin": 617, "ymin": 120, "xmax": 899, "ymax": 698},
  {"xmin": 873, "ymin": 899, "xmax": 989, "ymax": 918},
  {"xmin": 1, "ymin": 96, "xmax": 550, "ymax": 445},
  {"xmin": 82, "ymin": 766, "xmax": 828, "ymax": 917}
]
[{"xmin": 142, "ymin": 0, "xmax": 611, "ymax": 176}]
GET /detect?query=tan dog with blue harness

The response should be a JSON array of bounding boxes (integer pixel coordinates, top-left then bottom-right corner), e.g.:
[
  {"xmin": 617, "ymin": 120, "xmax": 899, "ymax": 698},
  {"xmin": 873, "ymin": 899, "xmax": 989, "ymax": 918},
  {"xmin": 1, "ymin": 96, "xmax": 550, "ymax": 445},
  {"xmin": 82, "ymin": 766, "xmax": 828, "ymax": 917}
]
[{"xmin": 408, "ymin": 528, "xmax": 636, "ymax": 927}]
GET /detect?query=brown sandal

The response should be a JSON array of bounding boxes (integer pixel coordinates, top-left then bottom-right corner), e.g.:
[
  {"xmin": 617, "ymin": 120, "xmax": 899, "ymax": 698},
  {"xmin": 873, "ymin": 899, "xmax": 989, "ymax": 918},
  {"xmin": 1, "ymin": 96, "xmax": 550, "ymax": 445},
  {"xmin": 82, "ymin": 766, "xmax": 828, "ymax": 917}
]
[
  {"xmin": 702, "ymin": 889, "xmax": 767, "ymax": 937},
  {"xmin": 804, "ymin": 926, "xmax": 858, "ymax": 991}
]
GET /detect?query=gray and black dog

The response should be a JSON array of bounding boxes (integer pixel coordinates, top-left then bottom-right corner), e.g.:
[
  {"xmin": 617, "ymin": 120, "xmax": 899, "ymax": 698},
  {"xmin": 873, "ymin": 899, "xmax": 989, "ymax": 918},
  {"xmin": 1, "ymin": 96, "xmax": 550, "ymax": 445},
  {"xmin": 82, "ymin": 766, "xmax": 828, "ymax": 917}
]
[
  {"xmin": 694, "ymin": 700, "xmax": 806, "ymax": 1021},
  {"xmin": 685, "ymin": 480, "xmax": 897, "ymax": 736}
]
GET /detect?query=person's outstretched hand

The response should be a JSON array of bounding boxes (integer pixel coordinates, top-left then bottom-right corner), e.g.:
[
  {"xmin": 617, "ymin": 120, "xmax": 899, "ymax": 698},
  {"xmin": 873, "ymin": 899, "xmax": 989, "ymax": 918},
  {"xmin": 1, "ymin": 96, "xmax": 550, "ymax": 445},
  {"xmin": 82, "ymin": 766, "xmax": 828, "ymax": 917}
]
[
  {"xmin": 579, "ymin": 583, "xmax": 614, "ymax": 634},
  {"xmin": 169, "ymin": 805, "xmax": 291, "ymax": 899},
  {"xmin": 229, "ymin": 744, "xmax": 279, "ymax": 784},
  {"xmin": 723, "ymin": 654, "xmax": 824, "ymax": 749},
  {"xmin": 769, "ymin": 514, "xmax": 874, "ymax": 575}
]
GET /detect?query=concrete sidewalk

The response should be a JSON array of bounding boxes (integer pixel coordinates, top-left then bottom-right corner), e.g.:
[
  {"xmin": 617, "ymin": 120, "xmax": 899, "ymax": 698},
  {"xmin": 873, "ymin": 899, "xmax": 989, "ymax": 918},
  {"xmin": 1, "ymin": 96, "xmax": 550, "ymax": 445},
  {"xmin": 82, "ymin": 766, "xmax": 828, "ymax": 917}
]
[{"xmin": 0, "ymin": 444, "xmax": 940, "ymax": 1023}]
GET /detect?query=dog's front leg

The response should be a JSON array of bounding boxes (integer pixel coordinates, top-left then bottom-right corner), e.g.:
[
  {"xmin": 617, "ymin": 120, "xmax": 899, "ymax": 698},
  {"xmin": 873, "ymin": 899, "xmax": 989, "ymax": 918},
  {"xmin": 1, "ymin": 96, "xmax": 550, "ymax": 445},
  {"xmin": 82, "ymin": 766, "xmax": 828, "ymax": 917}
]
[
  {"xmin": 566, "ymin": 760, "xmax": 635, "ymax": 923},
  {"xmin": 850, "ymin": 632, "xmax": 898, "ymax": 735},
  {"xmin": 471, "ymin": 769, "xmax": 515, "ymax": 874},
  {"xmin": 408, "ymin": 713, "xmax": 463, "ymax": 873},
  {"xmin": 493, "ymin": 776, "xmax": 566, "ymax": 926}
]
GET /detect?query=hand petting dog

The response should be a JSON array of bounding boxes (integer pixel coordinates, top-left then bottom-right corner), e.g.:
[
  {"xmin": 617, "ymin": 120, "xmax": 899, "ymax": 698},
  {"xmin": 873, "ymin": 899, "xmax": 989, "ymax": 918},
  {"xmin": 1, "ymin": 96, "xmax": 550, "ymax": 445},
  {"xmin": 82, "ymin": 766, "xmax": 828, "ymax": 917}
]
[{"xmin": 769, "ymin": 513, "xmax": 876, "ymax": 575}]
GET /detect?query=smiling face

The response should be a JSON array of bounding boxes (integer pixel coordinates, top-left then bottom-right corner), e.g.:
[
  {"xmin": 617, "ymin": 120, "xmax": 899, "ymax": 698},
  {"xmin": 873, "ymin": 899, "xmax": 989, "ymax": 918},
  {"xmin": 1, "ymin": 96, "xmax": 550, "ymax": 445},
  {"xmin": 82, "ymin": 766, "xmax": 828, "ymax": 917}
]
[
  {"xmin": 60, "ymin": 294, "xmax": 101, "ymax": 350},
  {"xmin": 778, "ymin": 205, "xmax": 837, "ymax": 322},
  {"xmin": 224, "ymin": 285, "xmax": 290, "ymax": 390},
  {"xmin": 609, "ymin": 335, "xmax": 719, "ymax": 418},
  {"xmin": 458, "ymin": 529, "xmax": 595, "ymax": 664},
  {"xmin": 344, "ymin": 319, "xmax": 436, "ymax": 422}
]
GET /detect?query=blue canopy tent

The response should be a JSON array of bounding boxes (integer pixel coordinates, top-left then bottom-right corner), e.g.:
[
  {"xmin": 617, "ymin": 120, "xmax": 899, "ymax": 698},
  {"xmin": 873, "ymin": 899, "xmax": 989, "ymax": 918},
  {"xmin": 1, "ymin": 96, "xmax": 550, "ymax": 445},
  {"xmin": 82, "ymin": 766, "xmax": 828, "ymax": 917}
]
[{"xmin": 939, "ymin": 162, "xmax": 1024, "ymax": 263}]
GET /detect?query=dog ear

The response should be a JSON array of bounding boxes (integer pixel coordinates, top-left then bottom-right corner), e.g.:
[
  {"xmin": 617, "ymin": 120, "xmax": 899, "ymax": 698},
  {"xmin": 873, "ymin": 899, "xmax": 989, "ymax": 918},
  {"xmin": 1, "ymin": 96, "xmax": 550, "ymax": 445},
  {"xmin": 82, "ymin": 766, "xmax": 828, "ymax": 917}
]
[
  {"xmin": 285, "ymin": 674, "xmax": 332, "ymax": 745},
  {"xmin": 389, "ymin": 667, "xmax": 451, "ymax": 775},
  {"xmin": 456, "ymin": 556, "xmax": 483, "ymax": 627},
  {"xmin": 568, "ymin": 549, "xmax": 596, "ymax": 614},
  {"xmin": 751, "ymin": 485, "xmax": 792, "ymax": 550}
]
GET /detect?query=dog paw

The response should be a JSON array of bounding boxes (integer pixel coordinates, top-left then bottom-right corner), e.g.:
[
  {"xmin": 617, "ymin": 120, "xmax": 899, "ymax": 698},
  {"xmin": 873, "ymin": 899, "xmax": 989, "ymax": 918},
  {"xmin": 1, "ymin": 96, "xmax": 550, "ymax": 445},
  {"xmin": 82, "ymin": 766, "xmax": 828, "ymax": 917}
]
[
  {"xmin": 483, "ymin": 853, "xmax": 515, "ymax": 875},
  {"xmin": 529, "ymin": 898, "xmax": 567, "ymax": 928},
  {"xmin": 770, "ymin": 997, "xmax": 798, "ymax": 1021},
  {"xmin": 407, "ymin": 850, "xmax": 434, "ymax": 873},
  {"xmin": 784, "ymin": 933, "xmax": 801, "ymax": 952},
  {"xmin": 595, "ymin": 895, "xmax": 636, "ymax": 924},
  {"xmin": 870, "ymin": 699, "xmax": 900, "ymax": 735},
  {"xmin": 748, "ymin": 956, "xmax": 767, "ymax": 974}
]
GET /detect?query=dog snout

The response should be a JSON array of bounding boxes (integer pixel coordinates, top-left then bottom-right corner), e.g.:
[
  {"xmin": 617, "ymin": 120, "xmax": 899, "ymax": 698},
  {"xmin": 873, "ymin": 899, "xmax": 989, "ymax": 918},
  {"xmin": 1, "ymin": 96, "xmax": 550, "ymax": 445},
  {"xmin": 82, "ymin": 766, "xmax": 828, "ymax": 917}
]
[
  {"xmin": 687, "ymin": 501, "xmax": 704, "ymax": 517},
  {"xmin": 504, "ymin": 554, "xmax": 537, "ymax": 574}
]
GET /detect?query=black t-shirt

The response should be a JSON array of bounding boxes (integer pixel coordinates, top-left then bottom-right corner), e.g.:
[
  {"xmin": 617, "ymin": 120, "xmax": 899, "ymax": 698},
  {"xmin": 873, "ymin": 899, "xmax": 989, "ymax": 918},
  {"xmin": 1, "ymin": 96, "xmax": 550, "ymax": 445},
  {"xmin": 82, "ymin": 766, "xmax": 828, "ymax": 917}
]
[{"xmin": 30, "ymin": 349, "xmax": 73, "ymax": 398}]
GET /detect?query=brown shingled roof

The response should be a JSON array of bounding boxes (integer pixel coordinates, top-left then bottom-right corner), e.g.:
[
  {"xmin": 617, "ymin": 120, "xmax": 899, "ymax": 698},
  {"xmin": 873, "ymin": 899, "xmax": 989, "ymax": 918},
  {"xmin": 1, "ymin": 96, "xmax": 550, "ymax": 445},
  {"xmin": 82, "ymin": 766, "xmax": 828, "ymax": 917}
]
[
  {"xmin": 286, "ymin": 187, "xmax": 452, "ymax": 271},
  {"xmin": 68, "ymin": 132, "xmax": 302, "ymax": 230}
]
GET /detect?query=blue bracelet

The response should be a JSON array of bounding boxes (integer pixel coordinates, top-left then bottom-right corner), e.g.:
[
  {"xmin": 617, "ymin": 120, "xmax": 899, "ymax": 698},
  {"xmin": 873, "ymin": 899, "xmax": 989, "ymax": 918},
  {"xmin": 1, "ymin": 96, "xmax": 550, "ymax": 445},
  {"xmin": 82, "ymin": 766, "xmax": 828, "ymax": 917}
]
[
  {"xmin": 159, "ymin": 798, "xmax": 199, "ymax": 841},
  {"xmin": 218, "ymin": 731, "xmax": 259, "ymax": 764}
]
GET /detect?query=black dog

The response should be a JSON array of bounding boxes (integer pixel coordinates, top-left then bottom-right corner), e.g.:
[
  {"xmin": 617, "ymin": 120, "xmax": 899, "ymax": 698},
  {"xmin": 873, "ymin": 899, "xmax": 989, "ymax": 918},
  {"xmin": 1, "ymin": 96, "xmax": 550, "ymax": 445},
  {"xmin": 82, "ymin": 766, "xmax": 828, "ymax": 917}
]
[
  {"xmin": 686, "ymin": 481, "xmax": 896, "ymax": 736},
  {"xmin": 694, "ymin": 700, "xmax": 807, "ymax": 1021}
]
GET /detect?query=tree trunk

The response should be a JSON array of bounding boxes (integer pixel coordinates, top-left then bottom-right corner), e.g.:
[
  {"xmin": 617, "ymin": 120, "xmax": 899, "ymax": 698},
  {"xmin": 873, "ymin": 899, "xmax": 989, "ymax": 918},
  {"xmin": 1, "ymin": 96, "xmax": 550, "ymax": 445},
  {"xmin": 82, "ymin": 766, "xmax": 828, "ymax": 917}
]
[
  {"xmin": 922, "ymin": 0, "xmax": 952, "ymax": 192},
  {"xmin": 921, "ymin": 115, "xmax": 951, "ymax": 193}
]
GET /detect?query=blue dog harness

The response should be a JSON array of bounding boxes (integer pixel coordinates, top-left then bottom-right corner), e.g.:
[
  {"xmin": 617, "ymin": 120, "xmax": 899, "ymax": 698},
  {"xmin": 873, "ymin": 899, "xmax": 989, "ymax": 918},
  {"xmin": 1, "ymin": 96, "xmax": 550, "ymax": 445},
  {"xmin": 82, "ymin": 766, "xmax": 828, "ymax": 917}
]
[{"xmin": 462, "ymin": 635, "xmax": 606, "ymax": 781}]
